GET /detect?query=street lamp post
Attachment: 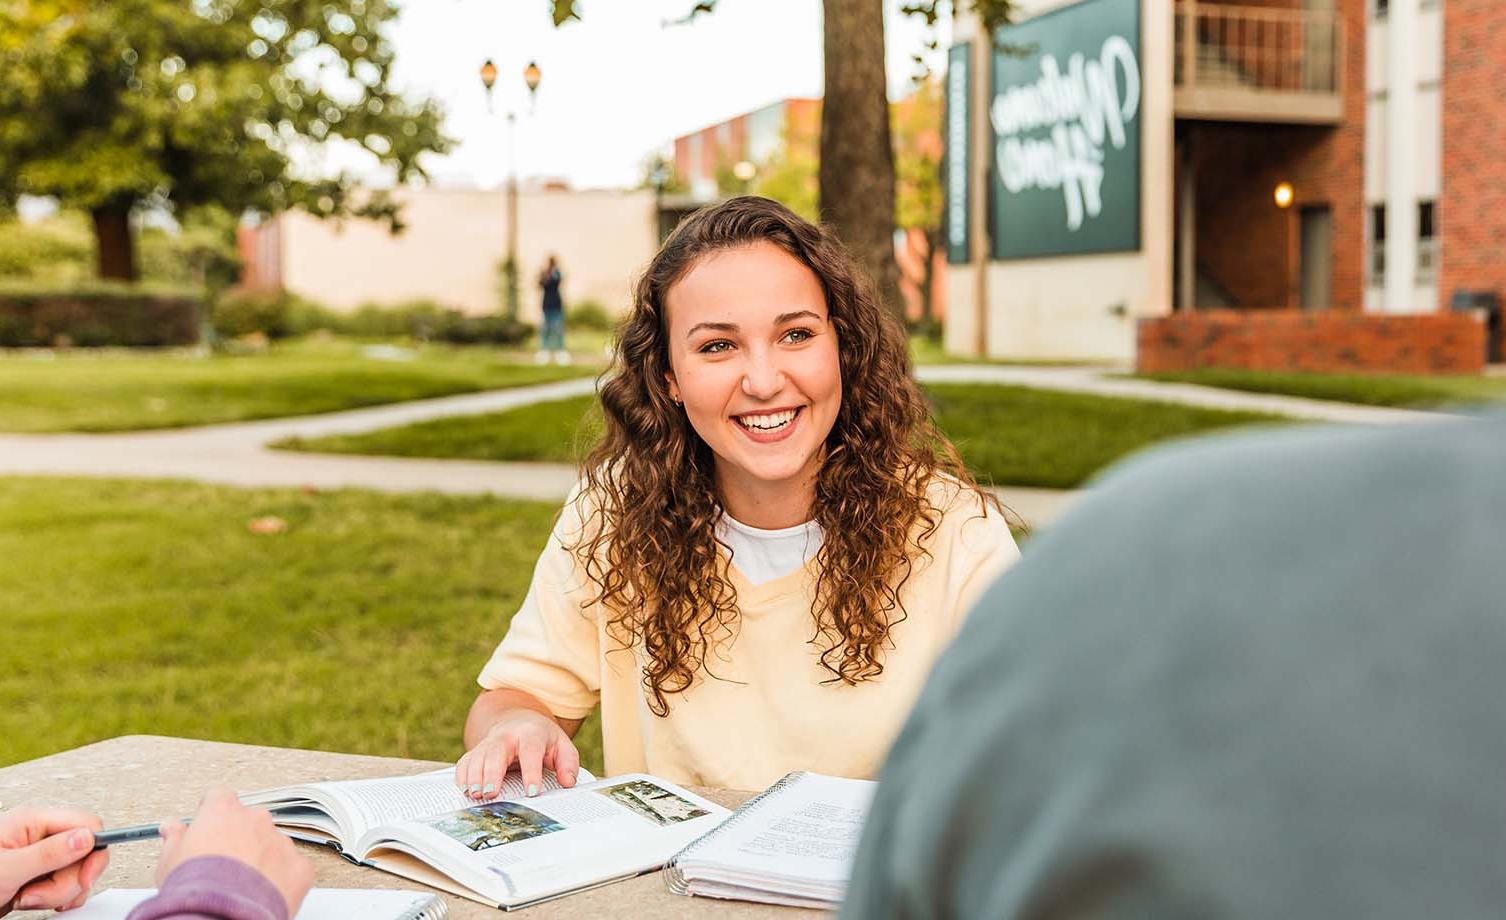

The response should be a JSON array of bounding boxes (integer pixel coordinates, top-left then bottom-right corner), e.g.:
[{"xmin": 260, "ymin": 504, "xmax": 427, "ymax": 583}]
[{"xmin": 480, "ymin": 58, "xmax": 542, "ymax": 324}]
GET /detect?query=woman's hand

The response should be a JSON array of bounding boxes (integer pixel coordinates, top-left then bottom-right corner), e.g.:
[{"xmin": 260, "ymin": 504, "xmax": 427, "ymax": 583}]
[
  {"xmin": 155, "ymin": 789, "xmax": 314, "ymax": 919},
  {"xmin": 0, "ymin": 807, "xmax": 107, "ymax": 915},
  {"xmin": 456, "ymin": 709, "xmax": 581, "ymax": 800}
]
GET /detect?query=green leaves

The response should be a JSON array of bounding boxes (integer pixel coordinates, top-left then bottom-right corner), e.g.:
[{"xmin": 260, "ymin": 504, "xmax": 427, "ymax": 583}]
[
  {"xmin": 0, "ymin": 0, "xmax": 453, "ymax": 273},
  {"xmin": 900, "ymin": 1, "xmax": 1018, "ymax": 43}
]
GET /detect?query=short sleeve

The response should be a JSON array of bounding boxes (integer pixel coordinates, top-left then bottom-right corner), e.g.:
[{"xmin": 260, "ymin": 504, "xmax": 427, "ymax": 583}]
[{"xmin": 477, "ymin": 495, "xmax": 603, "ymax": 720}]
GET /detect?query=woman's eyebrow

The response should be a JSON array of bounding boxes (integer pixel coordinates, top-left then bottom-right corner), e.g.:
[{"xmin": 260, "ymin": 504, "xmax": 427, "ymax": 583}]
[
  {"xmin": 686, "ymin": 320, "xmax": 737, "ymax": 339},
  {"xmin": 775, "ymin": 310, "xmax": 823, "ymax": 325}
]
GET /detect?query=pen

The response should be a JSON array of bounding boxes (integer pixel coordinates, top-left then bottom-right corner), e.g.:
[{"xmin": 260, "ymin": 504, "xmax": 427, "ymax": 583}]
[{"xmin": 91, "ymin": 820, "xmax": 190, "ymax": 851}]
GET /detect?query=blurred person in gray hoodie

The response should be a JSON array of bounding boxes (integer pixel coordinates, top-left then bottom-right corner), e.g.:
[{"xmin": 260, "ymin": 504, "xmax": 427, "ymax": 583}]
[{"xmin": 844, "ymin": 416, "xmax": 1506, "ymax": 919}]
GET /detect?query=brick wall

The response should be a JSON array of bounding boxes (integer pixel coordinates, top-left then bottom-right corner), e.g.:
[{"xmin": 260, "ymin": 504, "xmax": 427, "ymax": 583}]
[
  {"xmin": 1183, "ymin": 0, "xmax": 1366, "ymax": 312},
  {"xmin": 1440, "ymin": 0, "xmax": 1506, "ymax": 316},
  {"xmin": 1137, "ymin": 310, "xmax": 1485, "ymax": 375}
]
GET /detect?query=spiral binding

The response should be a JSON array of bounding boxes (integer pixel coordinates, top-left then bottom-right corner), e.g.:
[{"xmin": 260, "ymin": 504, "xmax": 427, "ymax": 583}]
[
  {"xmin": 664, "ymin": 771, "xmax": 807, "ymax": 896},
  {"xmin": 394, "ymin": 895, "xmax": 449, "ymax": 920}
]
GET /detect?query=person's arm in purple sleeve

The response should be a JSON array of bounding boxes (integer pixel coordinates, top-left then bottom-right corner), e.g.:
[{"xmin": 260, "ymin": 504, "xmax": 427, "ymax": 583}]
[
  {"xmin": 126, "ymin": 856, "xmax": 288, "ymax": 920},
  {"xmin": 127, "ymin": 789, "xmax": 313, "ymax": 920}
]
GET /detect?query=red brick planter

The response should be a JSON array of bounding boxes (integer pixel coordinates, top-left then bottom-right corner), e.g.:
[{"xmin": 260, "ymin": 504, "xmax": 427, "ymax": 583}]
[{"xmin": 1137, "ymin": 310, "xmax": 1486, "ymax": 376}]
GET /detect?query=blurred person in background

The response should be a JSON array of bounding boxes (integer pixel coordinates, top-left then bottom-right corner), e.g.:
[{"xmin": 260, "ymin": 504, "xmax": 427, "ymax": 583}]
[{"xmin": 537, "ymin": 254, "xmax": 568, "ymax": 365}]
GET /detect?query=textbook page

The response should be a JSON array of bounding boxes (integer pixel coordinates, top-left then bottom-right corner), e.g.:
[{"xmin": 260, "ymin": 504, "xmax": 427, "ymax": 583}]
[
  {"xmin": 246, "ymin": 766, "xmax": 595, "ymax": 843},
  {"xmin": 362, "ymin": 774, "xmax": 728, "ymax": 905},
  {"xmin": 681, "ymin": 773, "xmax": 875, "ymax": 885}
]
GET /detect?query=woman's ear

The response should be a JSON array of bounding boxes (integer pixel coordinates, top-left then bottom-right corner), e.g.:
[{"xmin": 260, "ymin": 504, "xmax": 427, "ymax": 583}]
[{"xmin": 664, "ymin": 372, "xmax": 681, "ymax": 405}]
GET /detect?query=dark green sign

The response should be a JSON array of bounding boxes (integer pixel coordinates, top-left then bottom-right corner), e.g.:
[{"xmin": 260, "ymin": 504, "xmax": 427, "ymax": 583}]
[
  {"xmin": 990, "ymin": 0, "xmax": 1141, "ymax": 260},
  {"xmin": 945, "ymin": 43, "xmax": 972, "ymax": 264}
]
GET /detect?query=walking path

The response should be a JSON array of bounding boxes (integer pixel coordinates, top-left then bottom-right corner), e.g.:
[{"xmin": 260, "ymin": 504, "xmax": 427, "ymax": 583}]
[
  {"xmin": 913, "ymin": 365, "xmax": 1447, "ymax": 425},
  {"xmin": 0, "ymin": 366, "xmax": 1453, "ymax": 529}
]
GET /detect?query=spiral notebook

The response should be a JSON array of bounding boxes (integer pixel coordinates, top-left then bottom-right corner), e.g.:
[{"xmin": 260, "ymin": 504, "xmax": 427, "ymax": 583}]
[
  {"xmin": 664, "ymin": 771, "xmax": 877, "ymax": 909},
  {"xmin": 65, "ymin": 887, "xmax": 446, "ymax": 920}
]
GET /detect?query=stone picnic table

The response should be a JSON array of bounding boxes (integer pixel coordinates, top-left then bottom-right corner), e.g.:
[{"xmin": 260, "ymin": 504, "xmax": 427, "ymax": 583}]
[{"xmin": 0, "ymin": 736, "xmax": 828, "ymax": 919}]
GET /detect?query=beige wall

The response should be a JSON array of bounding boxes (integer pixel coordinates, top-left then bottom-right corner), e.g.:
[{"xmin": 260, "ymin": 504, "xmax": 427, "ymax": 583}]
[
  {"xmin": 945, "ymin": 0, "xmax": 1174, "ymax": 362},
  {"xmin": 276, "ymin": 187, "xmax": 658, "ymax": 320}
]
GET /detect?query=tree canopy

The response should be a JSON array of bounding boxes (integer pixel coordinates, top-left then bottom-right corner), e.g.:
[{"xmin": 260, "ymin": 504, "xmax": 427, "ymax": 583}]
[{"xmin": 0, "ymin": 0, "xmax": 451, "ymax": 279}]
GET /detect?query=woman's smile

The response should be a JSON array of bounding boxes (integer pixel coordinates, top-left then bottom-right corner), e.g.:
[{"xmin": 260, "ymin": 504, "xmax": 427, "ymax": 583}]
[{"xmin": 732, "ymin": 406, "xmax": 804, "ymax": 442}]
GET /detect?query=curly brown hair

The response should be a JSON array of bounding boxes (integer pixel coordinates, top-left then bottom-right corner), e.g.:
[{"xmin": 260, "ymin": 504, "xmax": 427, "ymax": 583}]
[{"xmin": 574, "ymin": 196, "xmax": 996, "ymax": 716}]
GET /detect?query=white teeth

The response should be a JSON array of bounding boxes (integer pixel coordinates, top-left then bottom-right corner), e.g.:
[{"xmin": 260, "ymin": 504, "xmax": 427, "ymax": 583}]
[{"xmin": 737, "ymin": 409, "xmax": 797, "ymax": 431}]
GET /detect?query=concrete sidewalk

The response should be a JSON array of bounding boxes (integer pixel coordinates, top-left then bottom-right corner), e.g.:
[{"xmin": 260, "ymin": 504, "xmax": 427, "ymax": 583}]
[
  {"xmin": 0, "ymin": 433, "xmax": 1082, "ymax": 529},
  {"xmin": 0, "ymin": 366, "xmax": 1454, "ymax": 529},
  {"xmin": 915, "ymin": 365, "xmax": 1450, "ymax": 425}
]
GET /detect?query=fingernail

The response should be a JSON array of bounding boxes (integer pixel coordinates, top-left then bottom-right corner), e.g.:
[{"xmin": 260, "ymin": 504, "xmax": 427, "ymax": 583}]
[
  {"xmin": 468, "ymin": 784, "xmax": 481, "ymax": 795},
  {"xmin": 526, "ymin": 783, "xmax": 539, "ymax": 797},
  {"xmin": 482, "ymin": 784, "xmax": 496, "ymax": 796},
  {"xmin": 69, "ymin": 828, "xmax": 92, "ymax": 851}
]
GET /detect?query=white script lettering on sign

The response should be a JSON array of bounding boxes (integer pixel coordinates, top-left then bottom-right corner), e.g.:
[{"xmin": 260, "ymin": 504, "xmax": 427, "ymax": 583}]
[{"xmin": 990, "ymin": 35, "xmax": 1140, "ymax": 232}]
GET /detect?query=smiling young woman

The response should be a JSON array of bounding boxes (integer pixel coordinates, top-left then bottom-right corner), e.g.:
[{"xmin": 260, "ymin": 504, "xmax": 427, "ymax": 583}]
[{"xmin": 456, "ymin": 197, "xmax": 1020, "ymax": 795}]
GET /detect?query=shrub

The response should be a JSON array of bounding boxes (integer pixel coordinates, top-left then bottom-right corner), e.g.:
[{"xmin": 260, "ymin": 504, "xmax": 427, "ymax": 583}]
[
  {"xmin": 334, "ymin": 301, "xmax": 533, "ymax": 346},
  {"xmin": 209, "ymin": 291, "xmax": 535, "ymax": 347},
  {"xmin": 566, "ymin": 299, "xmax": 615, "ymax": 332},
  {"xmin": 212, "ymin": 289, "xmax": 293, "ymax": 339},
  {"xmin": 0, "ymin": 282, "xmax": 201, "ymax": 347},
  {"xmin": 436, "ymin": 314, "xmax": 533, "ymax": 346},
  {"xmin": 0, "ymin": 217, "xmax": 93, "ymax": 285}
]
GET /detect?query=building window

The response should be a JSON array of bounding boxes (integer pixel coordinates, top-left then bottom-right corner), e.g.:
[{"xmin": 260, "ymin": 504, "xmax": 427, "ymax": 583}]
[
  {"xmin": 1417, "ymin": 200, "xmax": 1437, "ymax": 285},
  {"xmin": 1373, "ymin": 0, "xmax": 1389, "ymax": 18},
  {"xmin": 1369, "ymin": 204, "xmax": 1386, "ymax": 287}
]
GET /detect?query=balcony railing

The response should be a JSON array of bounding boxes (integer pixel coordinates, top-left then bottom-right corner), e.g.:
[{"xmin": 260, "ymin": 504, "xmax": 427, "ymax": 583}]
[{"xmin": 1175, "ymin": 1, "xmax": 1345, "ymax": 124}]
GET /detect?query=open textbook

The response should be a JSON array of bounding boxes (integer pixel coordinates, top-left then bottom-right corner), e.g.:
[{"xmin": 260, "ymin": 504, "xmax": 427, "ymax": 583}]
[
  {"xmin": 666, "ymin": 771, "xmax": 876, "ymax": 909},
  {"xmin": 241, "ymin": 767, "xmax": 729, "ymax": 910}
]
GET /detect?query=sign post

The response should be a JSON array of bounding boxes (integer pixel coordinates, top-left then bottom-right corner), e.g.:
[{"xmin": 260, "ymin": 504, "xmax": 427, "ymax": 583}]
[{"xmin": 945, "ymin": 42, "xmax": 973, "ymax": 265}]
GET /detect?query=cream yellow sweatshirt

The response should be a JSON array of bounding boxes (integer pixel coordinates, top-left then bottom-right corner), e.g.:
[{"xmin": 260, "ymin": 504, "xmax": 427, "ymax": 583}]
[{"xmin": 478, "ymin": 476, "xmax": 1020, "ymax": 791}]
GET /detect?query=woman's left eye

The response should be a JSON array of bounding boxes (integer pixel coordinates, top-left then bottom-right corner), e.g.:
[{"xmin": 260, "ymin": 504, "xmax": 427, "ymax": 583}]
[{"xmin": 783, "ymin": 328, "xmax": 813, "ymax": 344}]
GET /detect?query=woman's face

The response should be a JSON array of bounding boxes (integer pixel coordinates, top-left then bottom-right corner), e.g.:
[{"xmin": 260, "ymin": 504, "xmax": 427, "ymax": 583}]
[{"xmin": 663, "ymin": 241, "xmax": 842, "ymax": 506}]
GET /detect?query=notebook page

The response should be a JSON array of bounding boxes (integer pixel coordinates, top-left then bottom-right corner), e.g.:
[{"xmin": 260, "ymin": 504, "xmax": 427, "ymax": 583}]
[
  {"xmin": 684, "ymin": 773, "xmax": 875, "ymax": 884},
  {"xmin": 63, "ymin": 888, "xmax": 443, "ymax": 920}
]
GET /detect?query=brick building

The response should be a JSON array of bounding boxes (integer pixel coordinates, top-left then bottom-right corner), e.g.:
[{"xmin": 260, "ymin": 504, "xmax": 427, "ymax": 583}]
[
  {"xmin": 672, "ymin": 99, "xmax": 821, "ymax": 201},
  {"xmin": 945, "ymin": 0, "xmax": 1506, "ymax": 369},
  {"xmin": 670, "ymin": 97, "xmax": 947, "ymax": 324}
]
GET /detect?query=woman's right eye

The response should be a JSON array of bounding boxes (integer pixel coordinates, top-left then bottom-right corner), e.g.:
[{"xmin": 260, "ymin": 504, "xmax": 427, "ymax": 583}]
[{"xmin": 700, "ymin": 340, "xmax": 733, "ymax": 354}]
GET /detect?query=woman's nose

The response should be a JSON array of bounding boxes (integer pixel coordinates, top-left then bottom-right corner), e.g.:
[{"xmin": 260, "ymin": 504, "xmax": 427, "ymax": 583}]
[{"xmin": 741, "ymin": 354, "xmax": 787, "ymax": 400}]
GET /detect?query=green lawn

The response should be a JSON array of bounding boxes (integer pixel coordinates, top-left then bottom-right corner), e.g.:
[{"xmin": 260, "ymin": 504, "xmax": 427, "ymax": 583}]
[
  {"xmin": 280, "ymin": 385, "xmax": 1290, "ymax": 490},
  {"xmin": 0, "ymin": 339, "xmax": 593, "ymax": 433},
  {"xmin": 0, "ymin": 478, "xmax": 603, "ymax": 773},
  {"xmin": 1137, "ymin": 368, "xmax": 1506, "ymax": 410}
]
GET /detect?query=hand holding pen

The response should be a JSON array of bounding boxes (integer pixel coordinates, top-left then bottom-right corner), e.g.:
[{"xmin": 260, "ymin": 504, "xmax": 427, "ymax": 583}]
[
  {"xmin": 0, "ymin": 806, "xmax": 108, "ymax": 915},
  {"xmin": 153, "ymin": 789, "xmax": 315, "ymax": 919}
]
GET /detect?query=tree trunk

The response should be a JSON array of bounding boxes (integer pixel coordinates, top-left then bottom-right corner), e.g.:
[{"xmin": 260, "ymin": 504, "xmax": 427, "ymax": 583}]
[
  {"xmin": 920, "ymin": 228, "xmax": 939, "ymax": 324},
  {"xmin": 92, "ymin": 203, "xmax": 138, "ymax": 282},
  {"xmin": 820, "ymin": 0, "xmax": 902, "ymax": 320}
]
